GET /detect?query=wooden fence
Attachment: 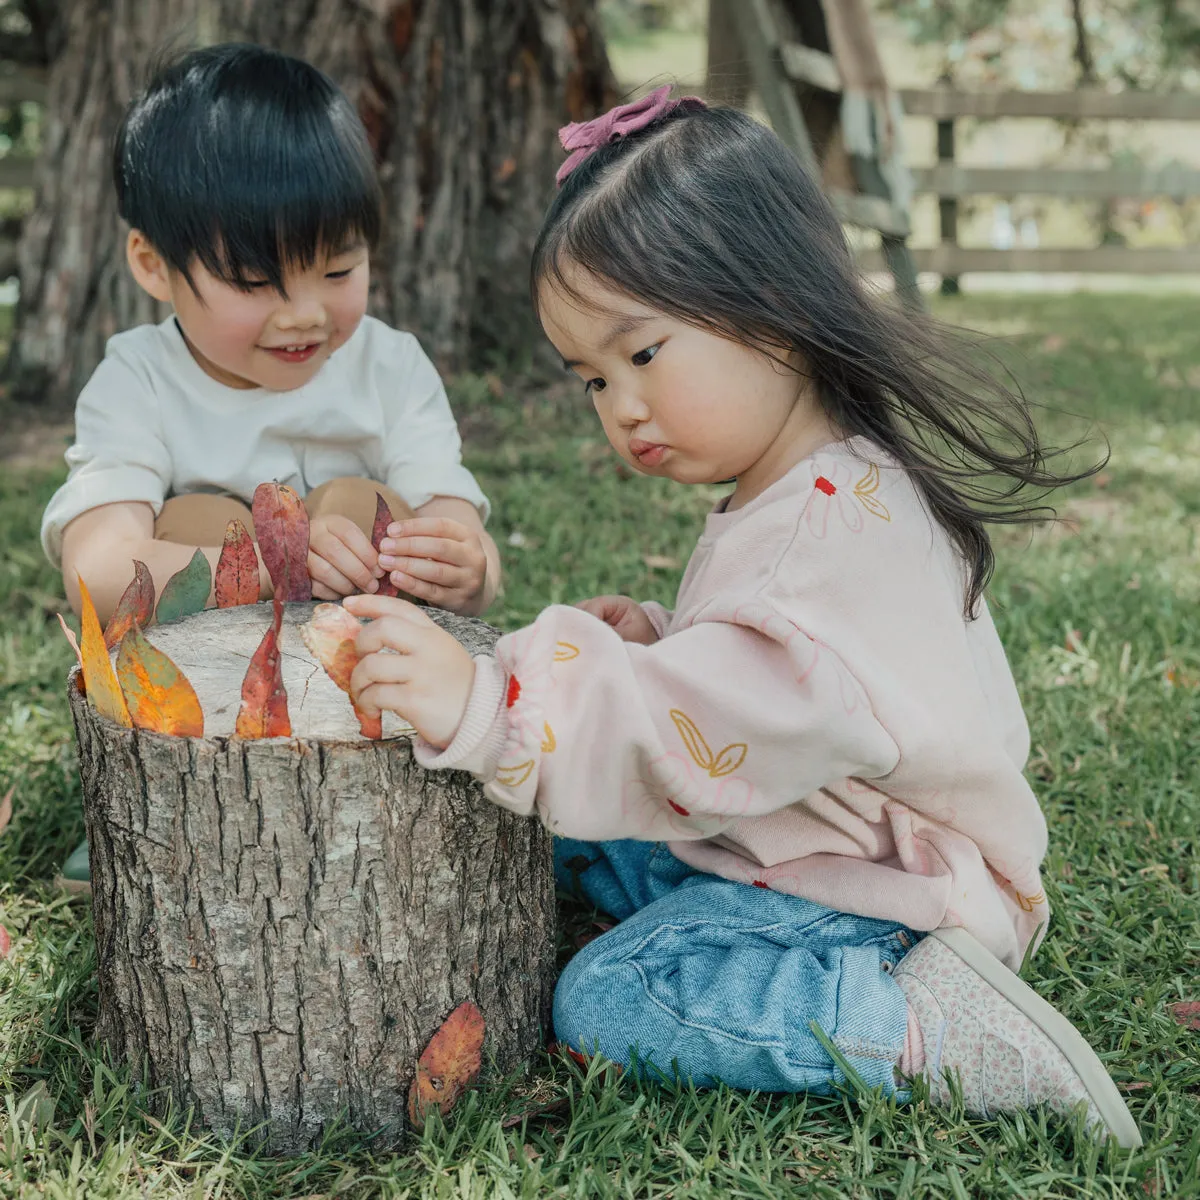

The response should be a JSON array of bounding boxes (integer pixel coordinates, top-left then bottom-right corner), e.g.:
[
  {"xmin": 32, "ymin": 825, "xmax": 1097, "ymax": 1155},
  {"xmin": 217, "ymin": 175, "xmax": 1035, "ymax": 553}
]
[{"xmin": 858, "ymin": 86, "xmax": 1200, "ymax": 282}]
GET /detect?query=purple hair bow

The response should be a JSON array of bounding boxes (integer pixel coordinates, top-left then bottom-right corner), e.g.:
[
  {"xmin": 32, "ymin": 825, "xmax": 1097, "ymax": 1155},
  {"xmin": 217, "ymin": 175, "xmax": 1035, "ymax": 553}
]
[{"xmin": 556, "ymin": 84, "xmax": 704, "ymax": 186}]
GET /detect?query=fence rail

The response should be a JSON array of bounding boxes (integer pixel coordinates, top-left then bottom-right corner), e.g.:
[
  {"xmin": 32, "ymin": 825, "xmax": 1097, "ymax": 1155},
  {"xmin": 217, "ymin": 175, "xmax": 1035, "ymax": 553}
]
[{"xmin": 895, "ymin": 85, "xmax": 1200, "ymax": 285}]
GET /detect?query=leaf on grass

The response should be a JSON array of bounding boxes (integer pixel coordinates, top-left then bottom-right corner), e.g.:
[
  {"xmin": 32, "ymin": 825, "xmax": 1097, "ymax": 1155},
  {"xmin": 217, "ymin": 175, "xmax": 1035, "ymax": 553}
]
[
  {"xmin": 156, "ymin": 549, "xmax": 212, "ymax": 624},
  {"xmin": 77, "ymin": 575, "xmax": 131, "ymax": 727},
  {"xmin": 215, "ymin": 519, "xmax": 259, "ymax": 608},
  {"xmin": 299, "ymin": 603, "xmax": 381, "ymax": 738},
  {"xmin": 408, "ymin": 1000, "xmax": 485, "ymax": 1129},
  {"xmin": 56, "ymin": 613, "xmax": 82, "ymax": 667},
  {"xmin": 253, "ymin": 482, "xmax": 311, "ymax": 601},
  {"xmin": 0, "ymin": 924, "xmax": 8, "ymax": 956},
  {"xmin": 371, "ymin": 492, "xmax": 400, "ymax": 598},
  {"xmin": 0, "ymin": 783, "xmax": 13, "ymax": 837},
  {"xmin": 116, "ymin": 628, "xmax": 204, "ymax": 737},
  {"xmin": 14, "ymin": 1080, "xmax": 54, "ymax": 1131},
  {"xmin": 234, "ymin": 598, "xmax": 291, "ymax": 739},
  {"xmin": 104, "ymin": 560, "xmax": 155, "ymax": 648},
  {"xmin": 1170, "ymin": 1000, "xmax": 1200, "ymax": 1030}
]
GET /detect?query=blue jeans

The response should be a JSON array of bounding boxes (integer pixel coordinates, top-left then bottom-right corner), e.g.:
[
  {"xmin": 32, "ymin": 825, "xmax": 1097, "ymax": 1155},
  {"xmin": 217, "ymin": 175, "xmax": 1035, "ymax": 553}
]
[{"xmin": 553, "ymin": 838, "xmax": 917, "ymax": 1096}]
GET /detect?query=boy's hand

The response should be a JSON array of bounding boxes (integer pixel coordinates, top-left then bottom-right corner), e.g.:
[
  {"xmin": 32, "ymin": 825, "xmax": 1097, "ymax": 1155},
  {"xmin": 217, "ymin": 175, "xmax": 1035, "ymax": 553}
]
[
  {"xmin": 377, "ymin": 518, "xmax": 488, "ymax": 614},
  {"xmin": 575, "ymin": 595, "xmax": 660, "ymax": 644},
  {"xmin": 308, "ymin": 515, "xmax": 385, "ymax": 600},
  {"xmin": 344, "ymin": 593, "xmax": 474, "ymax": 749}
]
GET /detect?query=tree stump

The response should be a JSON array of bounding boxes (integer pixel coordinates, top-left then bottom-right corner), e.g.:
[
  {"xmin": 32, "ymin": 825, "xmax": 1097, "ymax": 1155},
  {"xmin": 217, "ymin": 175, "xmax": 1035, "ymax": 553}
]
[{"xmin": 67, "ymin": 601, "xmax": 556, "ymax": 1153}]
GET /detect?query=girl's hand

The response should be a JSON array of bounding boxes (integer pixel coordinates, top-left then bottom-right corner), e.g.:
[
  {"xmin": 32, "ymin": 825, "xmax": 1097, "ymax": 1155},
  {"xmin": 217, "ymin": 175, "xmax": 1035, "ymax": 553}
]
[
  {"xmin": 575, "ymin": 595, "xmax": 660, "ymax": 644},
  {"xmin": 344, "ymin": 593, "xmax": 474, "ymax": 749},
  {"xmin": 377, "ymin": 518, "xmax": 488, "ymax": 614},
  {"xmin": 308, "ymin": 514, "xmax": 385, "ymax": 600}
]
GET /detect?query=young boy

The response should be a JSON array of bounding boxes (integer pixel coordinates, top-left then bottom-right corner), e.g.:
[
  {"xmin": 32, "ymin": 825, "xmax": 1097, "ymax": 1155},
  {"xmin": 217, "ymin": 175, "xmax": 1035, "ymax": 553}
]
[{"xmin": 43, "ymin": 43, "xmax": 500, "ymax": 890}]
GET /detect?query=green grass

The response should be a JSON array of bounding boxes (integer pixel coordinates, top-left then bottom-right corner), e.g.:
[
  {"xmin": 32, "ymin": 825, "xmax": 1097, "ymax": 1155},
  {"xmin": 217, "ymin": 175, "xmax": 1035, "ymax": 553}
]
[{"xmin": 1, "ymin": 293, "xmax": 1199, "ymax": 1196}]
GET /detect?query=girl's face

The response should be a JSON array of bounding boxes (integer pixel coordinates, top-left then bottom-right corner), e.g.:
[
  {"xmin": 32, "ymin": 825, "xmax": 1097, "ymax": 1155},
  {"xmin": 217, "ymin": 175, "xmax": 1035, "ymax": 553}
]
[
  {"xmin": 127, "ymin": 230, "xmax": 370, "ymax": 391},
  {"xmin": 537, "ymin": 268, "xmax": 838, "ymax": 507}
]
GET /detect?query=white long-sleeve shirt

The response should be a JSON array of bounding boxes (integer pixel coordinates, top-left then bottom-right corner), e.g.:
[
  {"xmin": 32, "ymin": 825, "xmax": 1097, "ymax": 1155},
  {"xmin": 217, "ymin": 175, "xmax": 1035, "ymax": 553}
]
[
  {"xmin": 416, "ymin": 438, "xmax": 1049, "ymax": 969},
  {"xmin": 41, "ymin": 315, "xmax": 489, "ymax": 564}
]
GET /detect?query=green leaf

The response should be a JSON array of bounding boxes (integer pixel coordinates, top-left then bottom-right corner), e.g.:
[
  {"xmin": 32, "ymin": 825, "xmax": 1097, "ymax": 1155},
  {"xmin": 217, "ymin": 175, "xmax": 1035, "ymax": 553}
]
[{"xmin": 155, "ymin": 549, "xmax": 212, "ymax": 624}]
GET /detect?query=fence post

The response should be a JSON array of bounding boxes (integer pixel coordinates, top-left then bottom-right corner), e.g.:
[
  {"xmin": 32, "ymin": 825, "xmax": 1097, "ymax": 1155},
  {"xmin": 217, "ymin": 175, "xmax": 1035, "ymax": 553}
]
[
  {"xmin": 936, "ymin": 113, "xmax": 960, "ymax": 295},
  {"xmin": 706, "ymin": 0, "xmax": 751, "ymax": 108}
]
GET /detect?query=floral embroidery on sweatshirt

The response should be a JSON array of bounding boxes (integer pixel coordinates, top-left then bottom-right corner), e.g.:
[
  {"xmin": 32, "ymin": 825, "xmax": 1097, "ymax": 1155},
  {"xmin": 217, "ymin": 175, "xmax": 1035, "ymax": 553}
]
[
  {"xmin": 670, "ymin": 709, "xmax": 747, "ymax": 778},
  {"xmin": 806, "ymin": 459, "xmax": 891, "ymax": 537}
]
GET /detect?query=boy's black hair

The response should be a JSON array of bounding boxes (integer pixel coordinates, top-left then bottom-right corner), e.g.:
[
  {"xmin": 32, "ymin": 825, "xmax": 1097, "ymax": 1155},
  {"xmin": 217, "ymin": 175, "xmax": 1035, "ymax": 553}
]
[
  {"xmin": 533, "ymin": 104, "xmax": 1101, "ymax": 617},
  {"xmin": 114, "ymin": 42, "xmax": 381, "ymax": 295}
]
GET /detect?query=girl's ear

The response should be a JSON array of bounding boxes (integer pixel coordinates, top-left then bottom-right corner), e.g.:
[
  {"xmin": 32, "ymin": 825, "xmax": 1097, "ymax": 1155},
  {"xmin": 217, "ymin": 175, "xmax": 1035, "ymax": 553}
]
[{"xmin": 125, "ymin": 229, "xmax": 174, "ymax": 302}]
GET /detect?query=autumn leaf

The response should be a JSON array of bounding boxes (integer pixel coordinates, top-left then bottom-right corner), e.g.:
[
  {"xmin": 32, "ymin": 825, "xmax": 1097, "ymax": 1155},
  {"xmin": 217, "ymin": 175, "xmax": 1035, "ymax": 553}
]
[
  {"xmin": 299, "ymin": 603, "xmax": 381, "ymax": 738},
  {"xmin": 1170, "ymin": 1000, "xmax": 1200, "ymax": 1030},
  {"xmin": 371, "ymin": 493, "xmax": 400, "ymax": 598},
  {"xmin": 253, "ymin": 482, "xmax": 311, "ymax": 601},
  {"xmin": 116, "ymin": 627, "xmax": 204, "ymax": 737},
  {"xmin": 77, "ymin": 574, "xmax": 132, "ymax": 727},
  {"xmin": 56, "ymin": 613, "xmax": 82, "ymax": 666},
  {"xmin": 0, "ymin": 924, "xmax": 8, "ymax": 957},
  {"xmin": 214, "ymin": 519, "xmax": 260, "ymax": 608},
  {"xmin": 234, "ymin": 598, "xmax": 291, "ymax": 739},
  {"xmin": 156, "ymin": 549, "xmax": 212, "ymax": 624},
  {"xmin": 104, "ymin": 560, "xmax": 155, "ymax": 648},
  {"xmin": 0, "ymin": 782, "xmax": 12, "ymax": 837},
  {"xmin": 408, "ymin": 1001, "xmax": 485, "ymax": 1129}
]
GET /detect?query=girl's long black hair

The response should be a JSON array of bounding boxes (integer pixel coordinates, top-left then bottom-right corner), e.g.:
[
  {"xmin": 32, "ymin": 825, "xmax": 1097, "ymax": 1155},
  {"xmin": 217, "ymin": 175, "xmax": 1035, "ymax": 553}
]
[{"xmin": 531, "ymin": 103, "xmax": 1098, "ymax": 616}]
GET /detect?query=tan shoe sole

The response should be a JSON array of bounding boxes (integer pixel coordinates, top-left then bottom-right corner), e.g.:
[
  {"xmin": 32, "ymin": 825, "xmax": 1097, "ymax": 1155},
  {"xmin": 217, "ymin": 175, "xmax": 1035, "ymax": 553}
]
[{"xmin": 931, "ymin": 927, "xmax": 1142, "ymax": 1149}]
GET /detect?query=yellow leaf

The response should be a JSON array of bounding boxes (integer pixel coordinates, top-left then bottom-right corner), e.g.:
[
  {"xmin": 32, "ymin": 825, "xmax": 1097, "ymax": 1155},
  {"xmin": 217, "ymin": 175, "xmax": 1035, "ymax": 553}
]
[
  {"xmin": 709, "ymin": 743, "xmax": 748, "ymax": 778},
  {"xmin": 670, "ymin": 709, "xmax": 714, "ymax": 771},
  {"xmin": 78, "ymin": 575, "xmax": 132, "ymax": 727},
  {"xmin": 116, "ymin": 627, "xmax": 205, "ymax": 737}
]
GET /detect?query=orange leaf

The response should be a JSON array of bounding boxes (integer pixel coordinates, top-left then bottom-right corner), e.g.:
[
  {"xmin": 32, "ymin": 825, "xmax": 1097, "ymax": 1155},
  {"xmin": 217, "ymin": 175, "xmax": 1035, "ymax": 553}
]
[
  {"xmin": 77, "ymin": 574, "xmax": 131, "ymax": 727},
  {"xmin": 215, "ymin": 519, "xmax": 260, "ymax": 608},
  {"xmin": 371, "ymin": 493, "xmax": 400, "ymax": 598},
  {"xmin": 299, "ymin": 603, "xmax": 381, "ymax": 738},
  {"xmin": 252, "ymin": 482, "xmax": 311, "ymax": 601},
  {"xmin": 234, "ymin": 598, "xmax": 291, "ymax": 738},
  {"xmin": 56, "ymin": 613, "xmax": 82, "ymax": 667},
  {"xmin": 116, "ymin": 627, "xmax": 204, "ymax": 737},
  {"xmin": 104, "ymin": 560, "xmax": 155, "ymax": 648},
  {"xmin": 408, "ymin": 1001, "xmax": 485, "ymax": 1129}
]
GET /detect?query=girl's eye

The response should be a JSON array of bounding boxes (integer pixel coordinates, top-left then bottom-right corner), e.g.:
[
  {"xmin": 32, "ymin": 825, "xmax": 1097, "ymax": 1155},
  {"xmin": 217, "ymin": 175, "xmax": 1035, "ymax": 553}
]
[
  {"xmin": 585, "ymin": 377, "xmax": 606, "ymax": 394},
  {"xmin": 631, "ymin": 343, "xmax": 660, "ymax": 367}
]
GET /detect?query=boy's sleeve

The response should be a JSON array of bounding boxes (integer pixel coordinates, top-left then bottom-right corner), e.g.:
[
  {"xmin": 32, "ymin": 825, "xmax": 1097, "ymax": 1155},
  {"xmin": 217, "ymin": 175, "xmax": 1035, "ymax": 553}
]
[
  {"xmin": 413, "ymin": 599, "xmax": 900, "ymax": 841},
  {"xmin": 378, "ymin": 332, "xmax": 490, "ymax": 520},
  {"xmin": 40, "ymin": 351, "xmax": 171, "ymax": 567}
]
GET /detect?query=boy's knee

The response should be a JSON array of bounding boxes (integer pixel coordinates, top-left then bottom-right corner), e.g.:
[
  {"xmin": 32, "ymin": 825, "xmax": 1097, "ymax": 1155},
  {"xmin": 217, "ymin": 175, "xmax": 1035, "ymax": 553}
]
[{"xmin": 304, "ymin": 477, "xmax": 414, "ymax": 538}]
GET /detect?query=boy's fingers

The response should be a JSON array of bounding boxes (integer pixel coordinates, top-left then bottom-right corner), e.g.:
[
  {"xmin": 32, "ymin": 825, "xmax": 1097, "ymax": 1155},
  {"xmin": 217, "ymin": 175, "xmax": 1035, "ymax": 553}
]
[
  {"xmin": 307, "ymin": 554, "xmax": 358, "ymax": 598},
  {"xmin": 389, "ymin": 557, "xmax": 455, "ymax": 587},
  {"xmin": 386, "ymin": 517, "xmax": 467, "ymax": 542},
  {"xmin": 379, "ymin": 535, "xmax": 468, "ymax": 564},
  {"xmin": 315, "ymin": 534, "xmax": 379, "ymax": 593}
]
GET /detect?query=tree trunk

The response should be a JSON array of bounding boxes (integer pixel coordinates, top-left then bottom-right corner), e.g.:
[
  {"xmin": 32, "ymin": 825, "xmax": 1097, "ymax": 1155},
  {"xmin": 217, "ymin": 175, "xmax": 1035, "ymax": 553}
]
[
  {"xmin": 68, "ymin": 601, "xmax": 556, "ymax": 1153},
  {"xmin": 12, "ymin": 0, "xmax": 616, "ymax": 408}
]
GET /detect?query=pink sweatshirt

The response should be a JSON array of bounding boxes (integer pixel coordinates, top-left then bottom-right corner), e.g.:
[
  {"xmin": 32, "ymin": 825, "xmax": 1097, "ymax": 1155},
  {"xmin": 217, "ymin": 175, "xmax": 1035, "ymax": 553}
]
[{"xmin": 416, "ymin": 438, "xmax": 1049, "ymax": 968}]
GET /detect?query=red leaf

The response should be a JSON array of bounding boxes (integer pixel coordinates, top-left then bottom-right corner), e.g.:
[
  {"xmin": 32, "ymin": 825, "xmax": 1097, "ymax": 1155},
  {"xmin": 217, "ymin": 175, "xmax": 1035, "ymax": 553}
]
[
  {"xmin": 1170, "ymin": 1000, "xmax": 1200, "ymax": 1030},
  {"xmin": 252, "ymin": 483, "xmax": 311, "ymax": 601},
  {"xmin": 0, "ymin": 925, "xmax": 9, "ymax": 956},
  {"xmin": 215, "ymin": 519, "xmax": 260, "ymax": 608},
  {"xmin": 408, "ymin": 1001, "xmax": 485, "ymax": 1129},
  {"xmin": 234, "ymin": 598, "xmax": 291, "ymax": 739},
  {"xmin": 0, "ymin": 783, "xmax": 12, "ymax": 837},
  {"xmin": 104, "ymin": 561, "xmax": 155, "ymax": 648},
  {"xmin": 299, "ymin": 603, "xmax": 382, "ymax": 738},
  {"xmin": 371, "ymin": 492, "xmax": 400, "ymax": 598}
]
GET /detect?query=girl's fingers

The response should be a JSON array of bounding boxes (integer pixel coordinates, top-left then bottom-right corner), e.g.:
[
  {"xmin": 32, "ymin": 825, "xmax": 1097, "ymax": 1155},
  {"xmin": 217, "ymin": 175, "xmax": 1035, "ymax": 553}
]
[
  {"xmin": 349, "ymin": 648, "xmax": 413, "ymax": 698},
  {"xmin": 343, "ymin": 592, "xmax": 432, "ymax": 623}
]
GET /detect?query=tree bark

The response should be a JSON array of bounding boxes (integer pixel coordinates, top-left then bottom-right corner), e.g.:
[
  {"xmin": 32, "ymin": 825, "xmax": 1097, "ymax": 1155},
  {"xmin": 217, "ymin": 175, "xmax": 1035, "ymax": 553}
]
[
  {"xmin": 68, "ymin": 601, "xmax": 556, "ymax": 1153},
  {"xmin": 12, "ymin": 0, "xmax": 616, "ymax": 408}
]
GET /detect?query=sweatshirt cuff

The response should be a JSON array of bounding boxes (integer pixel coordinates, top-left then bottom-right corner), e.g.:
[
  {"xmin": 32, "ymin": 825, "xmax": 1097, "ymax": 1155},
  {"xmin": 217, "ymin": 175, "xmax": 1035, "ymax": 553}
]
[{"xmin": 412, "ymin": 655, "xmax": 510, "ymax": 778}]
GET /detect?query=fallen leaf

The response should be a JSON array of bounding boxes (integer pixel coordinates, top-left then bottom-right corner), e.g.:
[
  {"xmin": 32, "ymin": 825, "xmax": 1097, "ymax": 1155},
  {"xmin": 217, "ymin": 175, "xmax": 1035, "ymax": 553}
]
[
  {"xmin": 1170, "ymin": 1000, "xmax": 1200, "ymax": 1030},
  {"xmin": 234, "ymin": 599, "xmax": 291, "ymax": 739},
  {"xmin": 214, "ymin": 519, "xmax": 260, "ymax": 608},
  {"xmin": 1065, "ymin": 629, "xmax": 1084, "ymax": 653},
  {"xmin": 116, "ymin": 628, "xmax": 204, "ymax": 737},
  {"xmin": 0, "ymin": 925, "xmax": 8, "ymax": 956},
  {"xmin": 156, "ymin": 549, "xmax": 212, "ymax": 624},
  {"xmin": 0, "ymin": 783, "xmax": 13, "ymax": 837},
  {"xmin": 371, "ymin": 493, "xmax": 400, "ymax": 598},
  {"xmin": 642, "ymin": 554, "xmax": 681, "ymax": 570},
  {"xmin": 408, "ymin": 1001, "xmax": 485, "ymax": 1129},
  {"xmin": 253, "ymin": 482, "xmax": 311, "ymax": 601},
  {"xmin": 56, "ymin": 613, "xmax": 82, "ymax": 666},
  {"xmin": 77, "ymin": 575, "xmax": 132, "ymax": 727},
  {"xmin": 104, "ymin": 560, "xmax": 155, "ymax": 648},
  {"xmin": 299, "ymin": 603, "xmax": 382, "ymax": 738}
]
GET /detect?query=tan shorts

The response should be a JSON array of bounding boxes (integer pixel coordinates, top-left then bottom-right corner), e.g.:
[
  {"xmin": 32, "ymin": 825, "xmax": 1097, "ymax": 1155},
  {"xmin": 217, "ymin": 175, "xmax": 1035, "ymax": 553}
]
[{"xmin": 154, "ymin": 476, "xmax": 415, "ymax": 546}]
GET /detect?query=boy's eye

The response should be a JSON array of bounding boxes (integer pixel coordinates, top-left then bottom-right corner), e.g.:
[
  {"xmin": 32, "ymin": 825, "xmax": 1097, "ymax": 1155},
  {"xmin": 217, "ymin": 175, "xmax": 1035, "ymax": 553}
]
[
  {"xmin": 326, "ymin": 268, "xmax": 354, "ymax": 280},
  {"xmin": 242, "ymin": 280, "xmax": 271, "ymax": 291},
  {"xmin": 631, "ymin": 343, "xmax": 660, "ymax": 367},
  {"xmin": 585, "ymin": 377, "xmax": 606, "ymax": 394}
]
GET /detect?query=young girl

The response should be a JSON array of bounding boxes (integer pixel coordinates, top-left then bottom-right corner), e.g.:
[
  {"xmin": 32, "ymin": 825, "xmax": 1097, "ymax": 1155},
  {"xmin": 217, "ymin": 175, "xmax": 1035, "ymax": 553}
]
[
  {"xmin": 344, "ymin": 88, "xmax": 1140, "ymax": 1147},
  {"xmin": 42, "ymin": 44, "xmax": 499, "ymax": 628}
]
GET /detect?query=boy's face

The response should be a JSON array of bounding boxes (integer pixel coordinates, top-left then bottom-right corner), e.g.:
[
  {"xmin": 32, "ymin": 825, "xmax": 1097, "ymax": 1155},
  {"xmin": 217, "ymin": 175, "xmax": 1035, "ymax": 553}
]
[{"xmin": 127, "ymin": 231, "xmax": 370, "ymax": 391}]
